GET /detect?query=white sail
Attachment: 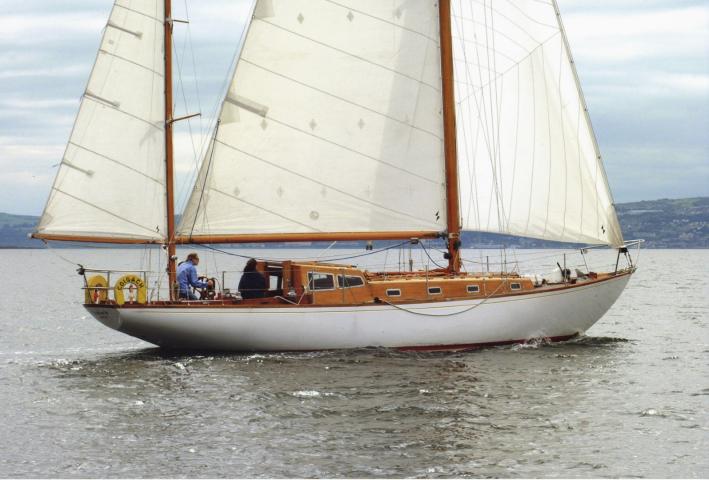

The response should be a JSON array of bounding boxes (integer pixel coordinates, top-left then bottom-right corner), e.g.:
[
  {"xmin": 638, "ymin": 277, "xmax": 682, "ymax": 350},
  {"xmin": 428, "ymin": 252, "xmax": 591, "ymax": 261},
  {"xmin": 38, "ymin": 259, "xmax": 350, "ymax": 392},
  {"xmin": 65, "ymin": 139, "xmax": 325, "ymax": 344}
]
[
  {"xmin": 452, "ymin": 0, "xmax": 623, "ymax": 246},
  {"xmin": 179, "ymin": 0, "xmax": 446, "ymax": 237},
  {"xmin": 36, "ymin": 0, "xmax": 166, "ymax": 242}
]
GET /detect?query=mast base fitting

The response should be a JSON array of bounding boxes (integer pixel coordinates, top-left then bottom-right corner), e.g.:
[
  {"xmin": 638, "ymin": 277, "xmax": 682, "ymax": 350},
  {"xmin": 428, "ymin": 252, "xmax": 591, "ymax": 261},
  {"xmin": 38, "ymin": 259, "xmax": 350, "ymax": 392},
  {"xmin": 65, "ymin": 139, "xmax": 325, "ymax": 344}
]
[{"xmin": 443, "ymin": 252, "xmax": 452, "ymax": 260}]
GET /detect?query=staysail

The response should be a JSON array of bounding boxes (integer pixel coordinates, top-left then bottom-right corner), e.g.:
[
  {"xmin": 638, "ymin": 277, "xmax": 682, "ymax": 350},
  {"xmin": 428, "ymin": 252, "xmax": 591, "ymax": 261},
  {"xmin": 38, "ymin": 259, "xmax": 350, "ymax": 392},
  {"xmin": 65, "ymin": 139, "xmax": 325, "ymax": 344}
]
[
  {"xmin": 35, "ymin": 0, "xmax": 167, "ymax": 242},
  {"xmin": 452, "ymin": 0, "xmax": 623, "ymax": 246},
  {"xmin": 178, "ymin": 0, "xmax": 447, "ymax": 238}
]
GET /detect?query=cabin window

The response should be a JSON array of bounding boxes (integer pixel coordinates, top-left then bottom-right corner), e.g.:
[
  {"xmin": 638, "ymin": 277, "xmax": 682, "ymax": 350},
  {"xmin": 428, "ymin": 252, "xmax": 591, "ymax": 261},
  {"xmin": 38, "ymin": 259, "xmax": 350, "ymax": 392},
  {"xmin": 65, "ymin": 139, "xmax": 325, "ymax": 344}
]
[
  {"xmin": 467, "ymin": 285, "xmax": 480, "ymax": 294},
  {"xmin": 386, "ymin": 289, "xmax": 401, "ymax": 297},
  {"xmin": 337, "ymin": 275, "xmax": 364, "ymax": 288},
  {"xmin": 428, "ymin": 287, "xmax": 442, "ymax": 295},
  {"xmin": 265, "ymin": 265, "xmax": 283, "ymax": 291},
  {"xmin": 510, "ymin": 282, "xmax": 522, "ymax": 290},
  {"xmin": 308, "ymin": 272, "xmax": 335, "ymax": 291}
]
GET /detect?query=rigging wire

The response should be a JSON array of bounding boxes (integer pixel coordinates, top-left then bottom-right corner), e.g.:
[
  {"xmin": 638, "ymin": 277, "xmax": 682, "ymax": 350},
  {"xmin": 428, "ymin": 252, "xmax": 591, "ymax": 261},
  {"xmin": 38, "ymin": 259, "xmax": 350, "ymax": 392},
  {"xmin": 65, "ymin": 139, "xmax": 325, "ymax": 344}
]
[
  {"xmin": 176, "ymin": 1, "xmax": 256, "ymax": 225},
  {"xmin": 192, "ymin": 239, "xmax": 415, "ymax": 264},
  {"xmin": 419, "ymin": 241, "xmax": 447, "ymax": 270},
  {"xmin": 380, "ymin": 279, "xmax": 507, "ymax": 317},
  {"xmin": 172, "ymin": 5, "xmax": 204, "ymax": 214},
  {"xmin": 42, "ymin": 240, "xmax": 83, "ymax": 267}
]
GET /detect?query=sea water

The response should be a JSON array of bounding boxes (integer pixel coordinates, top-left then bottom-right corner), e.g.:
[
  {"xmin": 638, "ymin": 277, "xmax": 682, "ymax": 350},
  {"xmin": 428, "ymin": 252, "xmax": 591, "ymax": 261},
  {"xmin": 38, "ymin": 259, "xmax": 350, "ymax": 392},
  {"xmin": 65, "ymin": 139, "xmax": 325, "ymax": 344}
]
[{"xmin": 0, "ymin": 248, "xmax": 706, "ymax": 478}]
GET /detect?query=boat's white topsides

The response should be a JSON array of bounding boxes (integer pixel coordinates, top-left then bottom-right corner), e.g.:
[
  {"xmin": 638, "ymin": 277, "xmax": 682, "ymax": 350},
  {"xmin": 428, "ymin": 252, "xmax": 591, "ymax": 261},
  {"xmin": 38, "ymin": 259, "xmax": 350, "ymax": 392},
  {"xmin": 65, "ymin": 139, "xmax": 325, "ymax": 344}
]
[{"xmin": 86, "ymin": 271, "xmax": 632, "ymax": 351}]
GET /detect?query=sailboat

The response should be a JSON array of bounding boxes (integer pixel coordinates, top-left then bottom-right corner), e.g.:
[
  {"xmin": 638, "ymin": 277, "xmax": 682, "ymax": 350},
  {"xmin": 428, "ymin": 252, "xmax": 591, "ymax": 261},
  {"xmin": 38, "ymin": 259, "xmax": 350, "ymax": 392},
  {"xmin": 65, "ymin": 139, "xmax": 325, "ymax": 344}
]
[{"xmin": 33, "ymin": 0, "xmax": 639, "ymax": 351}]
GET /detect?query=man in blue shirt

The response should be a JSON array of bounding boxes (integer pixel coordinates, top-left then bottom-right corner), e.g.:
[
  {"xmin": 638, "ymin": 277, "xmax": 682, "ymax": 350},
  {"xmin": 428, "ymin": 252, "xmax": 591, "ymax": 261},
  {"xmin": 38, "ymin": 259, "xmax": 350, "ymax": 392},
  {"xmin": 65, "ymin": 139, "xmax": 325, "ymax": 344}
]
[{"xmin": 177, "ymin": 252, "xmax": 211, "ymax": 300}]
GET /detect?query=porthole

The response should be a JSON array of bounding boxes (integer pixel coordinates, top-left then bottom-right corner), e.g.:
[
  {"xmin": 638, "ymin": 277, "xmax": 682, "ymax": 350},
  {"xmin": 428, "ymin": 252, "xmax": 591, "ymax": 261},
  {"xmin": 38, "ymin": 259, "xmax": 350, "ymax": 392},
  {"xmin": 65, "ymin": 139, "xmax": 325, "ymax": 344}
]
[
  {"xmin": 510, "ymin": 282, "xmax": 522, "ymax": 290},
  {"xmin": 386, "ymin": 289, "xmax": 401, "ymax": 297},
  {"xmin": 428, "ymin": 287, "xmax": 442, "ymax": 295},
  {"xmin": 467, "ymin": 285, "xmax": 480, "ymax": 294}
]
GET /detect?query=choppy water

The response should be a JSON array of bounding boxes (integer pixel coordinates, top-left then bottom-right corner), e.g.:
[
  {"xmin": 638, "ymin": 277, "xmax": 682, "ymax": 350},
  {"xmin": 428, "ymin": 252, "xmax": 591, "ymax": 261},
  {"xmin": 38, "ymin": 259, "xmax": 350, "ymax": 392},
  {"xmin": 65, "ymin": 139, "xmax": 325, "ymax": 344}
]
[{"xmin": 0, "ymin": 248, "xmax": 707, "ymax": 478}]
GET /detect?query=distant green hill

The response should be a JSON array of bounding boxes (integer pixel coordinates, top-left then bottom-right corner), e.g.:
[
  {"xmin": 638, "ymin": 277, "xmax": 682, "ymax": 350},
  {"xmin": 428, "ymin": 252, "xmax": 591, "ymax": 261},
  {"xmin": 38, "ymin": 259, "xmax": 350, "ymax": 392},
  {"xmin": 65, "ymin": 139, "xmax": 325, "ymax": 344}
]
[
  {"xmin": 3, "ymin": 197, "xmax": 708, "ymax": 249},
  {"xmin": 0, "ymin": 213, "xmax": 40, "ymax": 248},
  {"xmin": 615, "ymin": 197, "xmax": 709, "ymax": 248}
]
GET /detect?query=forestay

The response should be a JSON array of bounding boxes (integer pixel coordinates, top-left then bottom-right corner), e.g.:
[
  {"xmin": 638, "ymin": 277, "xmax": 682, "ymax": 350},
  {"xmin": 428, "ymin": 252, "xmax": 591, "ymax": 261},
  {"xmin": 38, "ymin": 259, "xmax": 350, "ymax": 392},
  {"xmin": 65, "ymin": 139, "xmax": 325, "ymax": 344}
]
[
  {"xmin": 179, "ymin": 0, "xmax": 447, "ymax": 237},
  {"xmin": 36, "ymin": 0, "xmax": 167, "ymax": 242},
  {"xmin": 452, "ymin": 0, "xmax": 623, "ymax": 246}
]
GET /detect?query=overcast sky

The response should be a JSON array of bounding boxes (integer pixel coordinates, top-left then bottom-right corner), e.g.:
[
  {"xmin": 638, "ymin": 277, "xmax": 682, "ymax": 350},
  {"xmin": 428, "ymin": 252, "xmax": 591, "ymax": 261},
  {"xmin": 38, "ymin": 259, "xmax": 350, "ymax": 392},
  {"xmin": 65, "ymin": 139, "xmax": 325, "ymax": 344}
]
[{"xmin": 0, "ymin": 0, "xmax": 707, "ymax": 216}]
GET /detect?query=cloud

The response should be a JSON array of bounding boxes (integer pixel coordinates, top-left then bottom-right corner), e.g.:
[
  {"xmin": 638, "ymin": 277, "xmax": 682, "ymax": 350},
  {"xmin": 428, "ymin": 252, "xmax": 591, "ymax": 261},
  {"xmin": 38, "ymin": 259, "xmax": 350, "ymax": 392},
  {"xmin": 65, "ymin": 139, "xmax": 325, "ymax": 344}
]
[{"xmin": 0, "ymin": 12, "xmax": 107, "ymax": 46}]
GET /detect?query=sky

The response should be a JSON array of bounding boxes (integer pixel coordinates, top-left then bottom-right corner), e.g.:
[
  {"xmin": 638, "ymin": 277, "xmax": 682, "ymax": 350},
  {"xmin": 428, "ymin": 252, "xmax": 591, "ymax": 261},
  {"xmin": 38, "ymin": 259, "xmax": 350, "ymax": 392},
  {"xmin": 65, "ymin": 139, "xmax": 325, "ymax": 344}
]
[{"xmin": 0, "ymin": 0, "xmax": 707, "ymax": 216}]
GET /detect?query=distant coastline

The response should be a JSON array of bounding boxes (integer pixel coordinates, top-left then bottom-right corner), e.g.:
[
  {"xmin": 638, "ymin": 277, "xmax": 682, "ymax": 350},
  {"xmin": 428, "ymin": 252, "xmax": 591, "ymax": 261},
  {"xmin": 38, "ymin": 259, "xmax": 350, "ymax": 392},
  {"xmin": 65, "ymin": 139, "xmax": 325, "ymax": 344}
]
[{"xmin": 2, "ymin": 197, "xmax": 707, "ymax": 249}]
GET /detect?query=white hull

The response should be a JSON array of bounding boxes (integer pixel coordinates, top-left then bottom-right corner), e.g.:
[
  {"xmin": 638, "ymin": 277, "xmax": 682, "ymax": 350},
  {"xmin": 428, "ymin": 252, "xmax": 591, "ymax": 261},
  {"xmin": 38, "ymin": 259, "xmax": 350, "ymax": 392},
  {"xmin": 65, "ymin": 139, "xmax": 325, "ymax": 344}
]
[{"xmin": 86, "ymin": 273, "xmax": 631, "ymax": 351}]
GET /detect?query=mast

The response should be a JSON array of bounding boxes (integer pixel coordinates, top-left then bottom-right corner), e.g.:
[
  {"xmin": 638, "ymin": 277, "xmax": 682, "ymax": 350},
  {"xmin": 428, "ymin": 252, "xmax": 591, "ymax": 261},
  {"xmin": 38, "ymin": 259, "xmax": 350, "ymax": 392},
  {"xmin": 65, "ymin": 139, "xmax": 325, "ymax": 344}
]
[
  {"xmin": 439, "ymin": 0, "xmax": 462, "ymax": 273},
  {"xmin": 164, "ymin": 0, "xmax": 177, "ymax": 298}
]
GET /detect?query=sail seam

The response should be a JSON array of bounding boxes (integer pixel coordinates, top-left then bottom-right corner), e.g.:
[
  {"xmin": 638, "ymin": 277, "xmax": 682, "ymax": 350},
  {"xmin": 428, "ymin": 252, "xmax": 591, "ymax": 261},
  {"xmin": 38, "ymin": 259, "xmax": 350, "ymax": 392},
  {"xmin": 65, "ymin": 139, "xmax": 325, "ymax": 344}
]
[
  {"xmin": 208, "ymin": 187, "xmax": 325, "ymax": 233},
  {"xmin": 322, "ymin": 0, "xmax": 439, "ymax": 43},
  {"xmin": 229, "ymin": 108, "xmax": 441, "ymax": 185},
  {"xmin": 452, "ymin": 37, "xmax": 517, "ymax": 65},
  {"xmin": 113, "ymin": 3, "xmax": 162, "ymax": 24},
  {"xmin": 239, "ymin": 59, "xmax": 443, "ymax": 141},
  {"xmin": 213, "ymin": 139, "xmax": 444, "ymax": 227},
  {"xmin": 453, "ymin": 1, "xmax": 484, "ymax": 231},
  {"xmin": 456, "ymin": 0, "xmax": 498, "ymax": 232},
  {"xmin": 467, "ymin": 0, "xmax": 556, "ymax": 47},
  {"xmin": 453, "ymin": 11, "xmax": 534, "ymax": 52},
  {"xmin": 51, "ymin": 188, "xmax": 165, "ymax": 237},
  {"xmin": 98, "ymin": 49, "xmax": 164, "ymax": 77},
  {"xmin": 455, "ymin": 31, "xmax": 560, "ymax": 105},
  {"xmin": 254, "ymin": 17, "xmax": 441, "ymax": 93},
  {"xmin": 500, "ymin": 0, "xmax": 559, "ymax": 30},
  {"xmin": 541, "ymin": 41, "xmax": 552, "ymax": 238},
  {"xmin": 83, "ymin": 94, "xmax": 163, "ymax": 131},
  {"xmin": 67, "ymin": 142, "xmax": 164, "ymax": 186}
]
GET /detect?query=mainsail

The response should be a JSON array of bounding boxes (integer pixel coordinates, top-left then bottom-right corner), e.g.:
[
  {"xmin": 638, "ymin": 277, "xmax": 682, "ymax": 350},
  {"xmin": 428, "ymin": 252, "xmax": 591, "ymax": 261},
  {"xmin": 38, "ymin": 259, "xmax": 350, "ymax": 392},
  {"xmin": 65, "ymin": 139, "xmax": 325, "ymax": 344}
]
[
  {"xmin": 36, "ymin": 0, "xmax": 167, "ymax": 242},
  {"xmin": 452, "ymin": 0, "xmax": 623, "ymax": 246},
  {"xmin": 178, "ymin": 0, "xmax": 447, "ymax": 238}
]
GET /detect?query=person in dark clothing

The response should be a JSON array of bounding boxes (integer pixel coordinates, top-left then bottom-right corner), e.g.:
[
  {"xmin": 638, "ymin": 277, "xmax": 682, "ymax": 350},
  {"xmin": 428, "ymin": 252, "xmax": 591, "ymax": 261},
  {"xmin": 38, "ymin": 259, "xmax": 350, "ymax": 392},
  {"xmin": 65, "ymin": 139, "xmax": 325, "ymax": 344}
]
[{"xmin": 238, "ymin": 258, "xmax": 267, "ymax": 299}]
